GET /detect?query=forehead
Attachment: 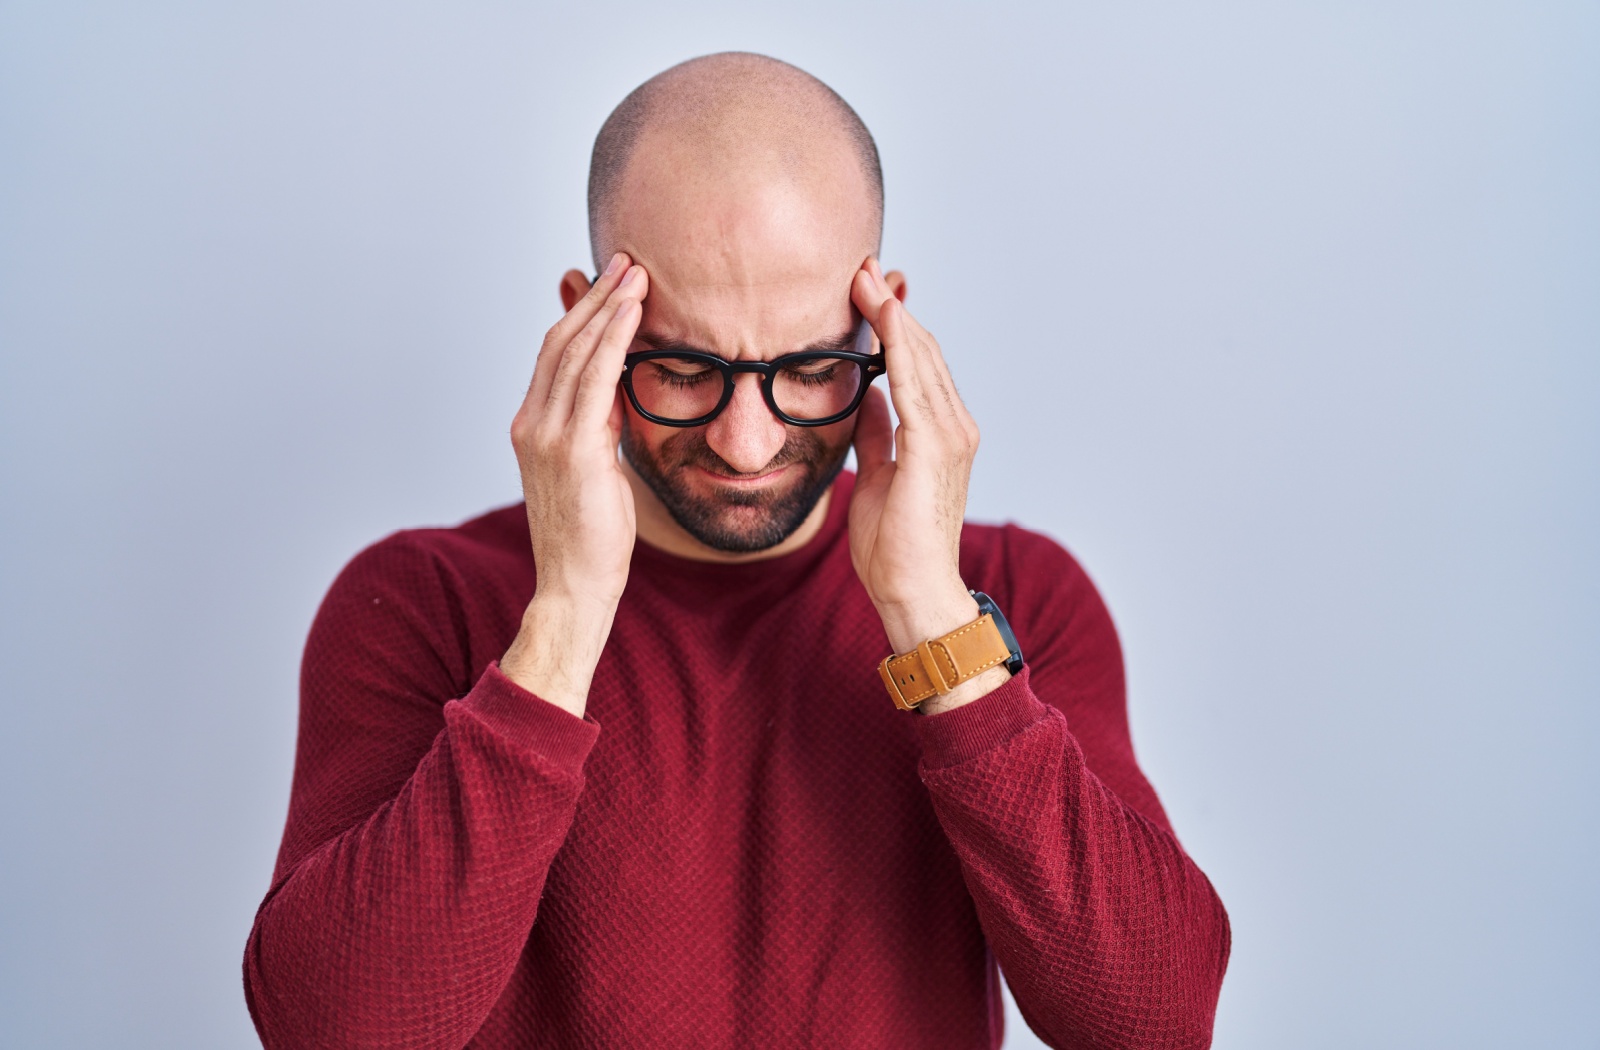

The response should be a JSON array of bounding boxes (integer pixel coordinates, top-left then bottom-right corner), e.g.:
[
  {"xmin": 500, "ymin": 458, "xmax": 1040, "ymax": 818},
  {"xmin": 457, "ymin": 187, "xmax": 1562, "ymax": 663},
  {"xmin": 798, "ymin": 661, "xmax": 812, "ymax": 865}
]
[{"xmin": 609, "ymin": 133, "xmax": 877, "ymax": 359}]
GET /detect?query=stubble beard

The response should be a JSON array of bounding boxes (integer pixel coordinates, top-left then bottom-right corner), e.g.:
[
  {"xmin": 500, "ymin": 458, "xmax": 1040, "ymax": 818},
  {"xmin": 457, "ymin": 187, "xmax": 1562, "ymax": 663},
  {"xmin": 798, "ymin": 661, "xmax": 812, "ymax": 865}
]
[{"xmin": 620, "ymin": 419, "xmax": 850, "ymax": 553}]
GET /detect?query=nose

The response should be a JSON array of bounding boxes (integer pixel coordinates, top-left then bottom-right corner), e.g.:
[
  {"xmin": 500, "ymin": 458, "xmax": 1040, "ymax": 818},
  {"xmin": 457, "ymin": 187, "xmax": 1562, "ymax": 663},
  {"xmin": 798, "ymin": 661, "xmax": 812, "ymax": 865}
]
[{"xmin": 703, "ymin": 373, "xmax": 789, "ymax": 474}]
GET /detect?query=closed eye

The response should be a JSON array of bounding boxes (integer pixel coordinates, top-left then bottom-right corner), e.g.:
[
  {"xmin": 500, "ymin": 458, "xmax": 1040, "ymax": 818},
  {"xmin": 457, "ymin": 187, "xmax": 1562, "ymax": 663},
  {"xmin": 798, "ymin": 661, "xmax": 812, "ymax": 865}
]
[{"xmin": 641, "ymin": 360, "xmax": 718, "ymax": 387}]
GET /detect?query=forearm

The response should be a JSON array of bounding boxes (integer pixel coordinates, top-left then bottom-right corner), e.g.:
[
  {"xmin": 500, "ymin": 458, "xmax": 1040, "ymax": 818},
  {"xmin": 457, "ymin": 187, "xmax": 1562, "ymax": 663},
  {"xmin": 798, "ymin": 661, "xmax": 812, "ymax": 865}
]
[
  {"xmin": 917, "ymin": 675, "xmax": 1229, "ymax": 1049},
  {"xmin": 244, "ymin": 667, "xmax": 597, "ymax": 1049}
]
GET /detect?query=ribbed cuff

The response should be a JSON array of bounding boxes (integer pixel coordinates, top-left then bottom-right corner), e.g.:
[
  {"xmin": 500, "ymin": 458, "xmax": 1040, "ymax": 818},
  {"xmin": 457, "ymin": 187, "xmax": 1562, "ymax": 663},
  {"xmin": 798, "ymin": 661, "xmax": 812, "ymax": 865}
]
[
  {"xmin": 913, "ymin": 665, "xmax": 1050, "ymax": 770},
  {"xmin": 455, "ymin": 661, "xmax": 601, "ymax": 772}
]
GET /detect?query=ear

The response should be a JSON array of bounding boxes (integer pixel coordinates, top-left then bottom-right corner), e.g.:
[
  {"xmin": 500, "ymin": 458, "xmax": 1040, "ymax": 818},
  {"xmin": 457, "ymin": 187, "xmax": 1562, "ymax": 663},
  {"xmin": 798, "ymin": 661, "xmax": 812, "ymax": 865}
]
[
  {"xmin": 559, "ymin": 269, "xmax": 592, "ymax": 312},
  {"xmin": 882, "ymin": 269, "xmax": 908, "ymax": 303}
]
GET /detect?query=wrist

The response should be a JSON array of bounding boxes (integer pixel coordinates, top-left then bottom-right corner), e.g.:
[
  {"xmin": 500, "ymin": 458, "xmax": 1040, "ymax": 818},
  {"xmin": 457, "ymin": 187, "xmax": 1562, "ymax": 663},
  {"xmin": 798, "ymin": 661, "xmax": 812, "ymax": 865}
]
[
  {"xmin": 876, "ymin": 586, "xmax": 1016, "ymax": 716},
  {"xmin": 499, "ymin": 589, "xmax": 618, "ymax": 717},
  {"xmin": 528, "ymin": 583, "xmax": 622, "ymax": 632},
  {"xmin": 876, "ymin": 587, "xmax": 980, "ymax": 656},
  {"xmin": 915, "ymin": 665, "xmax": 1011, "ymax": 716}
]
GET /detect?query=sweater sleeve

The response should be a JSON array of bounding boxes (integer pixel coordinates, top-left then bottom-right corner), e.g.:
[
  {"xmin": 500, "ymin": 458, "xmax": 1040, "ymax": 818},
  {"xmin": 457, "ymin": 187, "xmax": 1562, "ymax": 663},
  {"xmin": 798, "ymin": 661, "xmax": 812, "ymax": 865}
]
[
  {"xmin": 916, "ymin": 530, "xmax": 1230, "ymax": 1049},
  {"xmin": 243, "ymin": 536, "xmax": 598, "ymax": 1049}
]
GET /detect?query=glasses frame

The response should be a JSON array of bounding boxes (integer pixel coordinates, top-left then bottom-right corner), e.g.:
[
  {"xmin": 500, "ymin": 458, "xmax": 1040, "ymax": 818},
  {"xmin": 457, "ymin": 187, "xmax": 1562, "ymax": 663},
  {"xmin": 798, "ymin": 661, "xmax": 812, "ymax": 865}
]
[{"xmin": 621, "ymin": 348, "xmax": 887, "ymax": 428}]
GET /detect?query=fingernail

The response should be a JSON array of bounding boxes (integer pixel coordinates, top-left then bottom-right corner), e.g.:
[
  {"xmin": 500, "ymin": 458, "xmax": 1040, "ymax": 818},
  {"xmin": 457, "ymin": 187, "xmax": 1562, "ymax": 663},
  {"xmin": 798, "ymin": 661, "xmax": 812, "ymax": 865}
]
[{"xmin": 604, "ymin": 253, "xmax": 624, "ymax": 277}]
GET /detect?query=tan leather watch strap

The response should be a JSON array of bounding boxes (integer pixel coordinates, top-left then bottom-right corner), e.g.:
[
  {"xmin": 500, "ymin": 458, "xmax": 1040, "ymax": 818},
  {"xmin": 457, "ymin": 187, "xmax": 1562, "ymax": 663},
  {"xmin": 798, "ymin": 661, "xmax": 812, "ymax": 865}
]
[{"xmin": 877, "ymin": 613, "xmax": 1013, "ymax": 711}]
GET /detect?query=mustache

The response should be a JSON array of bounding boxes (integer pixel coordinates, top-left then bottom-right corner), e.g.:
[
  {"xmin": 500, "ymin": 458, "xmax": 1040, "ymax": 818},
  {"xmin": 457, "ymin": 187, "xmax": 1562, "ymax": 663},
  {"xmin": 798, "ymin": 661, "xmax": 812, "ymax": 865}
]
[{"xmin": 659, "ymin": 428, "xmax": 826, "ymax": 479}]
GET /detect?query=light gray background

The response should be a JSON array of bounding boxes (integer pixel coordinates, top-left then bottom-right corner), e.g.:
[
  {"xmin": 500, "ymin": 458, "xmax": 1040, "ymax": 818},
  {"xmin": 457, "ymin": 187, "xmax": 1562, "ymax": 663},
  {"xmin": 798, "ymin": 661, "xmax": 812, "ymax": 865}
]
[{"xmin": 2, "ymin": 3, "xmax": 1595, "ymax": 1047}]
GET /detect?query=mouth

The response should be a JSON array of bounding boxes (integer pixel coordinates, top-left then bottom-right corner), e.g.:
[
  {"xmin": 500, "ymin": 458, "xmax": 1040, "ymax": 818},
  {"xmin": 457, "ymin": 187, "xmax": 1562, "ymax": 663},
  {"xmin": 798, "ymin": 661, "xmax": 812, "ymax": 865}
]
[{"xmin": 694, "ymin": 464, "xmax": 792, "ymax": 487}]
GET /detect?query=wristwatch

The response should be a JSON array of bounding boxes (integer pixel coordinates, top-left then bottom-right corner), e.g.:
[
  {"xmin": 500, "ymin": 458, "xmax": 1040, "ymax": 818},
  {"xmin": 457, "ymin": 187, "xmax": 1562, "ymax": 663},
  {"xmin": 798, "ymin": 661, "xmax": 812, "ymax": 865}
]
[{"xmin": 877, "ymin": 591, "xmax": 1024, "ymax": 711}]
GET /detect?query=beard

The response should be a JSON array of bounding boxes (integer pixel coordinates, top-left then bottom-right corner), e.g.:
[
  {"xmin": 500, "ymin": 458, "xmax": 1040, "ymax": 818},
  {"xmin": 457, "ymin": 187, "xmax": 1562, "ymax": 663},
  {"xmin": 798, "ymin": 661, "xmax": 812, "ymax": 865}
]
[{"xmin": 621, "ymin": 418, "xmax": 850, "ymax": 553}]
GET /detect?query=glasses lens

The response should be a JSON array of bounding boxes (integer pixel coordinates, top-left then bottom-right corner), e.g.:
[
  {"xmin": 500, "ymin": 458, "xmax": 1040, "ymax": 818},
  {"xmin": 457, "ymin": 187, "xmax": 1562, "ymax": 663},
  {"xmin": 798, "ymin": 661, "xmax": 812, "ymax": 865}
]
[
  {"xmin": 630, "ymin": 356, "xmax": 726, "ymax": 422},
  {"xmin": 771, "ymin": 357, "xmax": 864, "ymax": 421}
]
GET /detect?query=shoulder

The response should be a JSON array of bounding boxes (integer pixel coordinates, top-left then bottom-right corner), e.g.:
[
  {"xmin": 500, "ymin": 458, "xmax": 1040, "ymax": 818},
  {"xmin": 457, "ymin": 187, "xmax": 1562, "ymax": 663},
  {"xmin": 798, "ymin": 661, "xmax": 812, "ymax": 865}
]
[
  {"xmin": 959, "ymin": 520, "xmax": 1125, "ymax": 712},
  {"xmin": 307, "ymin": 503, "xmax": 533, "ymax": 690},
  {"xmin": 958, "ymin": 523, "xmax": 1113, "ymax": 643},
  {"xmin": 958, "ymin": 520, "xmax": 1088, "ymax": 578},
  {"xmin": 329, "ymin": 502, "xmax": 530, "ymax": 603}
]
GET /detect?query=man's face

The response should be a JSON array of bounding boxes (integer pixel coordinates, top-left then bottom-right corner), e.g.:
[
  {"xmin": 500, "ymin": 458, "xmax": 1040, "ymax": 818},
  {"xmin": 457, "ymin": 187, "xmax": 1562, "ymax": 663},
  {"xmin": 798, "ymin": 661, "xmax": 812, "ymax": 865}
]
[{"xmin": 607, "ymin": 134, "xmax": 879, "ymax": 553}]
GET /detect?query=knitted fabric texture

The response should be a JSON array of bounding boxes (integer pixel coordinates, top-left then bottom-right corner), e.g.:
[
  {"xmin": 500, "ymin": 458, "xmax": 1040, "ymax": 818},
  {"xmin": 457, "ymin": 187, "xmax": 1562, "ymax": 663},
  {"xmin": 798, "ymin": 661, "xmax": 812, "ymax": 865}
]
[{"xmin": 243, "ymin": 473, "xmax": 1230, "ymax": 1048}]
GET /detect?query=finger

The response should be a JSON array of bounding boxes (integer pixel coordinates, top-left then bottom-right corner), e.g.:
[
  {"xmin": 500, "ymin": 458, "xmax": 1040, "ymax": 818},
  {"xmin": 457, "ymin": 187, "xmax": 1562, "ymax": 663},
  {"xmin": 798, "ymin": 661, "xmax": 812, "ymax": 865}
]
[
  {"xmin": 867, "ymin": 256, "xmax": 934, "ymax": 345},
  {"xmin": 861, "ymin": 261, "xmax": 969, "ymax": 427},
  {"xmin": 548, "ymin": 253, "xmax": 631, "ymax": 348},
  {"xmin": 606, "ymin": 384, "xmax": 626, "ymax": 447},
  {"xmin": 529, "ymin": 252, "xmax": 632, "ymax": 408},
  {"xmin": 900, "ymin": 318, "xmax": 962, "ymax": 419},
  {"xmin": 872, "ymin": 295, "xmax": 939, "ymax": 427},
  {"xmin": 904, "ymin": 323, "xmax": 972, "ymax": 429},
  {"xmin": 852, "ymin": 384, "xmax": 894, "ymax": 477},
  {"xmin": 860, "ymin": 258, "xmax": 946, "ymax": 381},
  {"xmin": 851, "ymin": 261, "xmax": 973, "ymax": 439},
  {"xmin": 853, "ymin": 262, "xmax": 937, "ymax": 411},
  {"xmin": 861, "ymin": 256, "xmax": 939, "ymax": 366},
  {"xmin": 851, "ymin": 264, "xmax": 913, "ymax": 375},
  {"xmin": 850, "ymin": 259, "xmax": 895, "ymax": 328},
  {"xmin": 572, "ymin": 297, "xmax": 642, "ymax": 431},
  {"xmin": 546, "ymin": 266, "xmax": 648, "ymax": 420}
]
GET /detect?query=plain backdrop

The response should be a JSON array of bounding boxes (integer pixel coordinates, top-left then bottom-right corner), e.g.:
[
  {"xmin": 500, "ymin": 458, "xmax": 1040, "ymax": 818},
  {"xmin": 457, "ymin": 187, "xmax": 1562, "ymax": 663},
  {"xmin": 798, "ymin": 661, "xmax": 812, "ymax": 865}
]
[{"xmin": 2, "ymin": 3, "xmax": 1596, "ymax": 1047}]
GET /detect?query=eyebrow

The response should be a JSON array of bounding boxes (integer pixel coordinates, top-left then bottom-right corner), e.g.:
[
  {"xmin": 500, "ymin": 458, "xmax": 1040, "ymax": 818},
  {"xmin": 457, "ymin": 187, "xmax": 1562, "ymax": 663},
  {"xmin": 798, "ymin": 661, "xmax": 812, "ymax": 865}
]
[{"xmin": 633, "ymin": 322, "xmax": 864, "ymax": 359}]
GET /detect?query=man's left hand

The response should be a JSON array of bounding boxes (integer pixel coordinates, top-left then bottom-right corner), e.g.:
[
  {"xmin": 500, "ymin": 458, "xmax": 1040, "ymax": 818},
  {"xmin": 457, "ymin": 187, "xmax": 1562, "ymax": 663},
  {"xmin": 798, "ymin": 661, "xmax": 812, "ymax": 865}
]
[{"xmin": 848, "ymin": 258, "xmax": 1010, "ymax": 714}]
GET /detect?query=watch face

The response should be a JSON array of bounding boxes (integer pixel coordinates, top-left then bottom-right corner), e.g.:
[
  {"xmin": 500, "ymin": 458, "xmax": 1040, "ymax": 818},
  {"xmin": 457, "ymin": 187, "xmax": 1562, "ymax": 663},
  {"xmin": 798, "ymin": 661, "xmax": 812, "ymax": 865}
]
[{"xmin": 970, "ymin": 591, "xmax": 1025, "ymax": 674}]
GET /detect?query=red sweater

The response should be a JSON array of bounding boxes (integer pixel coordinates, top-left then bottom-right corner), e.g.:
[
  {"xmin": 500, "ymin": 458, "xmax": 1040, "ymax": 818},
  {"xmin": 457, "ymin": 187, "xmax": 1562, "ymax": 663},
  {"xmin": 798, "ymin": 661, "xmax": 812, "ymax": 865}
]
[{"xmin": 243, "ymin": 474, "xmax": 1229, "ymax": 1049}]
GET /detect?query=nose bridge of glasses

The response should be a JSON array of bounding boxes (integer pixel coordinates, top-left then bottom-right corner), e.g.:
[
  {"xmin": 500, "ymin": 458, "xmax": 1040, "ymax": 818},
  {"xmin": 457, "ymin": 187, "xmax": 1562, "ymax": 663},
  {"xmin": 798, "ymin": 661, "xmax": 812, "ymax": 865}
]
[
  {"xmin": 715, "ymin": 370, "xmax": 787, "ymax": 433},
  {"xmin": 726, "ymin": 368, "xmax": 769, "ymax": 404}
]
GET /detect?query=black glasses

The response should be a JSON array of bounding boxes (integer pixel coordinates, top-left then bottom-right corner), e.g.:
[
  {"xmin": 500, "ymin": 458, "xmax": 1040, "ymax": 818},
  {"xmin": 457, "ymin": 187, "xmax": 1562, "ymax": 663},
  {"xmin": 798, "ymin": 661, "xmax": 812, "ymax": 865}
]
[{"xmin": 621, "ymin": 332, "xmax": 886, "ymax": 428}]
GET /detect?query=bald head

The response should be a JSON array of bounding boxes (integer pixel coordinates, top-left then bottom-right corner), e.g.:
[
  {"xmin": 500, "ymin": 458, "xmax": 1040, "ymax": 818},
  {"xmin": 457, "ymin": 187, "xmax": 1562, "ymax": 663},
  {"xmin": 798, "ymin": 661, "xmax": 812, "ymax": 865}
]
[{"xmin": 587, "ymin": 52, "xmax": 883, "ymax": 268}]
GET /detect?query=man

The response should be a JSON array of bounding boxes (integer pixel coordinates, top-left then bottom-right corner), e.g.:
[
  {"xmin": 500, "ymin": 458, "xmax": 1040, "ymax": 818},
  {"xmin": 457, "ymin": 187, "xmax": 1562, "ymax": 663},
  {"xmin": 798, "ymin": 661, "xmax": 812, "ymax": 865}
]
[{"xmin": 244, "ymin": 52, "xmax": 1229, "ymax": 1049}]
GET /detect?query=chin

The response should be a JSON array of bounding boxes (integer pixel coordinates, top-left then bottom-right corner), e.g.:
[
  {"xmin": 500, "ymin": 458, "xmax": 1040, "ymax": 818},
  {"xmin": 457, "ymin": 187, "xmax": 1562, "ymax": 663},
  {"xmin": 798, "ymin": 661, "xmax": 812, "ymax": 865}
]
[
  {"xmin": 677, "ymin": 500, "xmax": 806, "ymax": 553},
  {"xmin": 665, "ymin": 471, "xmax": 831, "ymax": 552}
]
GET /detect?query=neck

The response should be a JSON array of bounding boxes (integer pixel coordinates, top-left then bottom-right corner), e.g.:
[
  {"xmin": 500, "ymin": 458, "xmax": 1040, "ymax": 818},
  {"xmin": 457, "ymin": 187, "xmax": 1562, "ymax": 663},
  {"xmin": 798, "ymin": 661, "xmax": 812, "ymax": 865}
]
[{"xmin": 623, "ymin": 458, "xmax": 833, "ymax": 563}]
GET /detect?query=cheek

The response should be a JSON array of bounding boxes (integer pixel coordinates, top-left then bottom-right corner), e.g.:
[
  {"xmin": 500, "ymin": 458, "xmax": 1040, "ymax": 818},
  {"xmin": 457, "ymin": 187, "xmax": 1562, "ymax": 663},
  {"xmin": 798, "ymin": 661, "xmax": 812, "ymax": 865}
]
[
  {"xmin": 803, "ymin": 417, "xmax": 857, "ymax": 462},
  {"xmin": 824, "ymin": 416, "xmax": 858, "ymax": 449},
  {"xmin": 623, "ymin": 400, "xmax": 678, "ymax": 455}
]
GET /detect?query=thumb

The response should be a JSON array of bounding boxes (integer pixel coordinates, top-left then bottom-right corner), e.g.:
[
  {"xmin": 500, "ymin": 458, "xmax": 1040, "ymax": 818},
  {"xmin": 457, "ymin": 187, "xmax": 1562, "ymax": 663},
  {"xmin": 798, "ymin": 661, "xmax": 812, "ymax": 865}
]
[
  {"xmin": 606, "ymin": 386, "xmax": 626, "ymax": 447},
  {"xmin": 852, "ymin": 385, "xmax": 893, "ymax": 476}
]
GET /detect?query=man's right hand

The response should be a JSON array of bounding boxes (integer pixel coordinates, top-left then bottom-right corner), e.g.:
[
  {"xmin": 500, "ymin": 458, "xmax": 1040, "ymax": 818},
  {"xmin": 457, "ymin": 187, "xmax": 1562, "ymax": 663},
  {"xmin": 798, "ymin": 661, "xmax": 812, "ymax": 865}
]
[{"xmin": 500, "ymin": 253, "xmax": 649, "ymax": 717}]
